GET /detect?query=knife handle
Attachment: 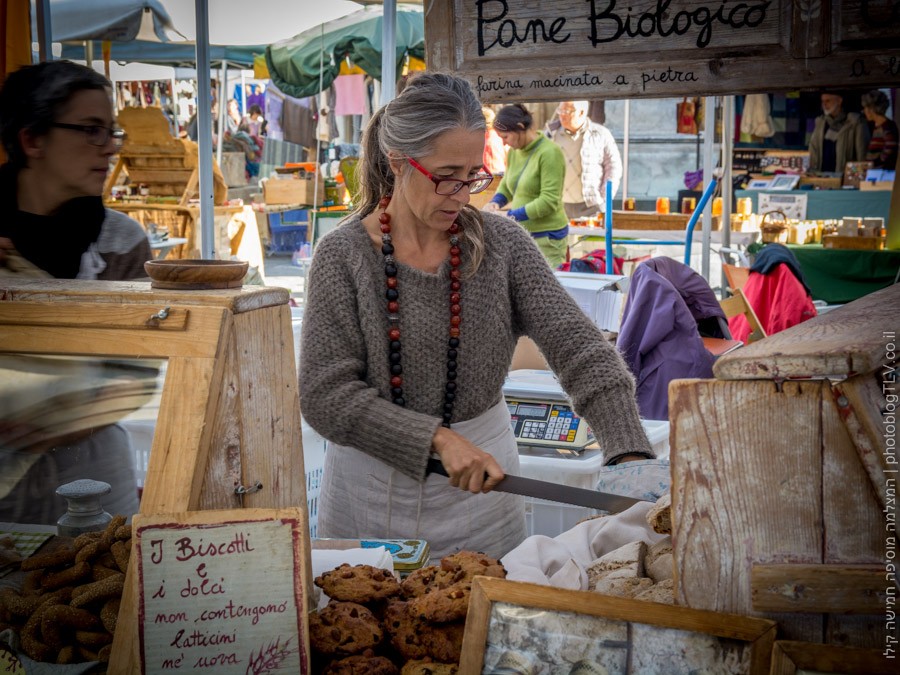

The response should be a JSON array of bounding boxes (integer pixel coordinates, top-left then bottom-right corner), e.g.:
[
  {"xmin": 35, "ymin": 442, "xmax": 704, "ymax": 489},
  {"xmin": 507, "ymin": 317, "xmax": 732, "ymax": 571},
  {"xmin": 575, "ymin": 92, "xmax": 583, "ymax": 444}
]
[{"xmin": 425, "ymin": 457, "xmax": 449, "ymax": 477}]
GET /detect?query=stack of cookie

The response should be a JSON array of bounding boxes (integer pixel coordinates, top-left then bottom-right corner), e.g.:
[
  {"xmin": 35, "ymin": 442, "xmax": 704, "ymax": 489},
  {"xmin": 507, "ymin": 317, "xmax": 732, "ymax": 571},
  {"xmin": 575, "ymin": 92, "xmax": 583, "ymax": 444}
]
[
  {"xmin": 0, "ymin": 515, "xmax": 129, "ymax": 665},
  {"xmin": 310, "ymin": 550, "xmax": 507, "ymax": 674}
]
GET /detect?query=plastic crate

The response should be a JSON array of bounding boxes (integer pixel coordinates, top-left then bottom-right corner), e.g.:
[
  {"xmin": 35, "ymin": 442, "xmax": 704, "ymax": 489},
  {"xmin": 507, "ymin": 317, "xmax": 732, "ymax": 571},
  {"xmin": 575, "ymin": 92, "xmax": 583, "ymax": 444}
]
[
  {"xmin": 518, "ymin": 419, "xmax": 670, "ymax": 538},
  {"xmin": 302, "ymin": 418, "xmax": 327, "ymax": 538},
  {"xmin": 265, "ymin": 208, "xmax": 309, "ymax": 254}
]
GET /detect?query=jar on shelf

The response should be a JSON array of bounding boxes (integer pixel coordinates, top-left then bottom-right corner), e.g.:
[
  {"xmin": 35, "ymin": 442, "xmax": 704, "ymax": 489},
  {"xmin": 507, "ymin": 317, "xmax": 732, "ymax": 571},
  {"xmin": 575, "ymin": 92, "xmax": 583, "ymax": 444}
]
[{"xmin": 56, "ymin": 479, "xmax": 113, "ymax": 538}]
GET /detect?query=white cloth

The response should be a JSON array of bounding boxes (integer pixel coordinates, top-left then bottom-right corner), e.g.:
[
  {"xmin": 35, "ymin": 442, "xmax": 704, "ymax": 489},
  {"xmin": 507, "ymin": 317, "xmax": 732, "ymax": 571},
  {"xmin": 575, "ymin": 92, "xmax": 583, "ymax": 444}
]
[
  {"xmin": 317, "ymin": 400, "xmax": 527, "ymax": 561},
  {"xmin": 740, "ymin": 94, "xmax": 775, "ymax": 138},
  {"xmin": 501, "ymin": 501, "xmax": 668, "ymax": 589}
]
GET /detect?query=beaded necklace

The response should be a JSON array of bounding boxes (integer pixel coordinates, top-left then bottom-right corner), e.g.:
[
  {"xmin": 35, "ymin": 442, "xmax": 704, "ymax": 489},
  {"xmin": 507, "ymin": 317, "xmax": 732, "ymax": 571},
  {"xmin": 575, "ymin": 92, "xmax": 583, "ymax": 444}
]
[{"xmin": 377, "ymin": 195, "xmax": 462, "ymax": 428}]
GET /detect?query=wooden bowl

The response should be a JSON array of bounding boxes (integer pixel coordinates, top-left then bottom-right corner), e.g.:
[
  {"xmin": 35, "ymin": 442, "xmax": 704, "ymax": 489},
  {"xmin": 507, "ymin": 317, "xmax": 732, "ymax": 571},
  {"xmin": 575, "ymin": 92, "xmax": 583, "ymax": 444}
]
[{"xmin": 144, "ymin": 259, "xmax": 249, "ymax": 290}]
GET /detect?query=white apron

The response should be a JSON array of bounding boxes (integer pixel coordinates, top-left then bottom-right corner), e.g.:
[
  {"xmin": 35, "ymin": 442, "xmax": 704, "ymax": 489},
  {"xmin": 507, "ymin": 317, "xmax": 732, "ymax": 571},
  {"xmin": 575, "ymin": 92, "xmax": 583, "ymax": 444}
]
[{"xmin": 317, "ymin": 400, "xmax": 527, "ymax": 561}]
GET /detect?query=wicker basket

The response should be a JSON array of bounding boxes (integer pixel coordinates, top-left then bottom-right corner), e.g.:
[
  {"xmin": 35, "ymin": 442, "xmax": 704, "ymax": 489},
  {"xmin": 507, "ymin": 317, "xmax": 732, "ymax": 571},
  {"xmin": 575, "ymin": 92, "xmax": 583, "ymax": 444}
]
[{"xmin": 760, "ymin": 210, "xmax": 789, "ymax": 244}]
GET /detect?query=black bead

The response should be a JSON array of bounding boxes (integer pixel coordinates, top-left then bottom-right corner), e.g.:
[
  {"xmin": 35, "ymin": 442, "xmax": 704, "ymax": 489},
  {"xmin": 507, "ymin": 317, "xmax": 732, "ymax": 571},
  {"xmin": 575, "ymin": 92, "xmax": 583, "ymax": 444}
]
[
  {"xmin": 385, "ymin": 264, "xmax": 398, "ymax": 277},
  {"xmin": 393, "ymin": 397, "xmax": 406, "ymax": 406},
  {"xmin": 441, "ymin": 421, "xmax": 451, "ymax": 428},
  {"xmin": 390, "ymin": 364, "xmax": 403, "ymax": 375},
  {"xmin": 446, "ymin": 382, "xmax": 457, "ymax": 392},
  {"xmin": 390, "ymin": 340, "xmax": 402, "ymax": 352},
  {"xmin": 447, "ymin": 349, "xmax": 457, "ymax": 359},
  {"xmin": 446, "ymin": 370, "xmax": 457, "ymax": 380},
  {"xmin": 444, "ymin": 392, "xmax": 456, "ymax": 402},
  {"xmin": 386, "ymin": 288, "xmax": 399, "ymax": 301},
  {"xmin": 448, "ymin": 338, "xmax": 460, "ymax": 349},
  {"xmin": 447, "ymin": 360, "xmax": 457, "ymax": 371},
  {"xmin": 382, "ymin": 243, "xmax": 395, "ymax": 255},
  {"xmin": 442, "ymin": 412, "xmax": 452, "ymax": 422},
  {"xmin": 389, "ymin": 351, "xmax": 402, "ymax": 364},
  {"xmin": 391, "ymin": 387, "xmax": 403, "ymax": 397},
  {"xmin": 443, "ymin": 403, "xmax": 454, "ymax": 414}
]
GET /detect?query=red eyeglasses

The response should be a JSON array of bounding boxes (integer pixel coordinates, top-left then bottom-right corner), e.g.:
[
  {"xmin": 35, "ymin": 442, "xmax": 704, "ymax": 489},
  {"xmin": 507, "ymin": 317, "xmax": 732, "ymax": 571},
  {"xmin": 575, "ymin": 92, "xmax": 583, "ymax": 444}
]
[{"xmin": 407, "ymin": 158, "xmax": 494, "ymax": 196}]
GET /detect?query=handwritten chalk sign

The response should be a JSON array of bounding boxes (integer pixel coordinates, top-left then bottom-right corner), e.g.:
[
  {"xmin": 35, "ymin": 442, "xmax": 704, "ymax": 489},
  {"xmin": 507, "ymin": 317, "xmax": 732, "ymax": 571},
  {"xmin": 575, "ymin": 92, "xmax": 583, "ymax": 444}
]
[
  {"xmin": 424, "ymin": 0, "xmax": 900, "ymax": 101},
  {"xmin": 133, "ymin": 509, "xmax": 309, "ymax": 674}
]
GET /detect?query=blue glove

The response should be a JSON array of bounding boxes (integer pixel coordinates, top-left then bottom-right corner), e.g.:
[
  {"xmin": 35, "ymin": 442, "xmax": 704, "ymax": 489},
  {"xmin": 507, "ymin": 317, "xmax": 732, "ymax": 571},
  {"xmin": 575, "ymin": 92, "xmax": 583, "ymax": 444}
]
[
  {"xmin": 489, "ymin": 193, "xmax": 508, "ymax": 208},
  {"xmin": 508, "ymin": 206, "xmax": 528, "ymax": 222}
]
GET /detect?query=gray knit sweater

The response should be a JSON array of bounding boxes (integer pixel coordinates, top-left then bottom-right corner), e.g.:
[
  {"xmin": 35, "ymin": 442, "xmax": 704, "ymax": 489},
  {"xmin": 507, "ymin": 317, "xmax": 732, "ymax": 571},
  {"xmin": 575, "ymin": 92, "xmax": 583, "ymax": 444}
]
[{"xmin": 298, "ymin": 211, "xmax": 653, "ymax": 481}]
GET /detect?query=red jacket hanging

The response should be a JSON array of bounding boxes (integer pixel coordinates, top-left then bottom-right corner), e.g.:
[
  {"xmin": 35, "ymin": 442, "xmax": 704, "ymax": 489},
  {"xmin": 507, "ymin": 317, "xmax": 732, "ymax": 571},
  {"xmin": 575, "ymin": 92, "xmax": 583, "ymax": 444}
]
[{"xmin": 729, "ymin": 263, "xmax": 817, "ymax": 343}]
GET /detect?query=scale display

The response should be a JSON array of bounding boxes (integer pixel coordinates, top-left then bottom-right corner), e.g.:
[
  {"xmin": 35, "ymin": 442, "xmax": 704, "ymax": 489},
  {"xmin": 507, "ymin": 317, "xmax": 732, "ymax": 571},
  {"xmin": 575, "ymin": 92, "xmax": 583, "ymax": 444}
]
[{"xmin": 506, "ymin": 398, "xmax": 594, "ymax": 449}]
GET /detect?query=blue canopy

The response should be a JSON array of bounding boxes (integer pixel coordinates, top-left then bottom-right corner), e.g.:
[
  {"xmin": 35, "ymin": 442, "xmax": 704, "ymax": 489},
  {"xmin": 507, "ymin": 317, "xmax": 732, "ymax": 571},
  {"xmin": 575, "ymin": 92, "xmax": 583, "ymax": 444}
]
[
  {"xmin": 61, "ymin": 40, "xmax": 263, "ymax": 69},
  {"xmin": 45, "ymin": 0, "xmax": 183, "ymax": 43}
]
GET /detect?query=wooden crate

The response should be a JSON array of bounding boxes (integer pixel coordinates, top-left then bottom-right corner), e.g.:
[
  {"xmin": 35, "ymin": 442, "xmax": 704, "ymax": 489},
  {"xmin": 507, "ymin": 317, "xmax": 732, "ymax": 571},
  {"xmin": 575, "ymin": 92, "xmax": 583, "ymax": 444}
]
[
  {"xmin": 823, "ymin": 234, "xmax": 885, "ymax": 250},
  {"xmin": 670, "ymin": 284, "xmax": 898, "ymax": 648},
  {"xmin": 0, "ymin": 280, "xmax": 312, "ymax": 672}
]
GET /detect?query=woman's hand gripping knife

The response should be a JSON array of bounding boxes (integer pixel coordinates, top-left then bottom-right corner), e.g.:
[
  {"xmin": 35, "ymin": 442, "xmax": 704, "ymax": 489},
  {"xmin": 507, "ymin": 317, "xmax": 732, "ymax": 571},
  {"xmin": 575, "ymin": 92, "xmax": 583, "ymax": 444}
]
[{"xmin": 429, "ymin": 426, "xmax": 505, "ymax": 494}]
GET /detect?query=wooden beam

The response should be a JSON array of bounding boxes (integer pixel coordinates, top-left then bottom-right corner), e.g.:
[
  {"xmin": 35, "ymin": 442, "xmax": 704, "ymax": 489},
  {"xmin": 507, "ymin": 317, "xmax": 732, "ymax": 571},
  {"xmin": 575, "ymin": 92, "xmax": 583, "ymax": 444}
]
[{"xmin": 751, "ymin": 564, "xmax": 887, "ymax": 614}]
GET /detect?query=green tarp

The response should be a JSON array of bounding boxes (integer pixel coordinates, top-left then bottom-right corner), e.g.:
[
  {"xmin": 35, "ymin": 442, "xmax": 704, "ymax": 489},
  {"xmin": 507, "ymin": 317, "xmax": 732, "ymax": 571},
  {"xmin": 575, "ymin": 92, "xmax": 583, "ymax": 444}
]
[{"xmin": 265, "ymin": 5, "xmax": 424, "ymax": 99}]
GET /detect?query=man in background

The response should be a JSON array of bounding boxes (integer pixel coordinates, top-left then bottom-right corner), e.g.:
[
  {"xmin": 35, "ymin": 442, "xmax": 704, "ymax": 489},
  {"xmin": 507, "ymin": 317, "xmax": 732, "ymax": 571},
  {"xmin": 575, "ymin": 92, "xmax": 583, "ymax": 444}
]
[
  {"xmin": 549, "ymin": 100, "xmax": 622, "ymax": 219},
  {"xmin": 808, "ymin": 91, "xmax": 869, "ymax": 173}
]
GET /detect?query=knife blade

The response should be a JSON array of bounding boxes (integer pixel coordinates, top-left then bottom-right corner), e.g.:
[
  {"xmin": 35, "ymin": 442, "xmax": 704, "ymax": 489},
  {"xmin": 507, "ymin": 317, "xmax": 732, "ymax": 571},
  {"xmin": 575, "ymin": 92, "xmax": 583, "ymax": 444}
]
[{"xmin": 425, "ymin": 458, "xmax": 650, "ymax": 514}]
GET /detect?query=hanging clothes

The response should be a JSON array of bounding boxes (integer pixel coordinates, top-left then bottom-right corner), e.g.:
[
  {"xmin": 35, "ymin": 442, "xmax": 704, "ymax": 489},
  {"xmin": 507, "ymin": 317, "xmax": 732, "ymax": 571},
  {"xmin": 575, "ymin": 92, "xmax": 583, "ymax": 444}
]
[
  {"xmin": 334, "ymin": 74, "xmax": 367, "ymax": 116},
  {"xmin": 741, "ymin": 94, "xmax": 775, "ymax": 138}
]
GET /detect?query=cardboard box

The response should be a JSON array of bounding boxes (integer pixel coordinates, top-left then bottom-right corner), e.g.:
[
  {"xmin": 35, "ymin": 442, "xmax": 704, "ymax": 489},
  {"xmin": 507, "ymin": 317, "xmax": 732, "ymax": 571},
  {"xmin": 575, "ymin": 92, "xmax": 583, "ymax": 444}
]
[
  {"xmin": 798, "ymin": 175, "xmax": 842, "ymax": 190},
  {"xmin": 264, "ymin": 174, "xmax": 326, "ymax": 205},
  {"xmin": 822, "ymin": 234, "xmax": 885, "ymax": 250}
]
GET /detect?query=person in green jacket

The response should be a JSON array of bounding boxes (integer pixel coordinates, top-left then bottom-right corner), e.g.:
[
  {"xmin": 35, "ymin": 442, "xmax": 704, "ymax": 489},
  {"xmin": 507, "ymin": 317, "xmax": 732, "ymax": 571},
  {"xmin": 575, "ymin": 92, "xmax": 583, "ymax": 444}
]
[{"xmin": 484, "ymin": 104, "xmax": 569, "ymax": 268}]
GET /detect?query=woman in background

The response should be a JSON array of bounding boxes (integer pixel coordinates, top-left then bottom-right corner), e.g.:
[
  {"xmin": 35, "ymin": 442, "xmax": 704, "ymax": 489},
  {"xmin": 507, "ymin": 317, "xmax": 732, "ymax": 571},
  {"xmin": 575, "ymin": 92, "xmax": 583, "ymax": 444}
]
[
  {"xmin": 862, "ymin": 89, "xmax": 898, "ymax": 170},
  {"xmin": 483, "ymin": 104, "xmax": 568, "ymax": 268}
]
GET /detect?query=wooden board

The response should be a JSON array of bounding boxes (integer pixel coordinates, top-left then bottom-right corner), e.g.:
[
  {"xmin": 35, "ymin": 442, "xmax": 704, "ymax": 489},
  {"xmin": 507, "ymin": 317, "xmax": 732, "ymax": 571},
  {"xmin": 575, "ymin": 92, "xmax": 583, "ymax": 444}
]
[
  {"xmin": 751, "ymin": 564, "xmax": 885, "ymax": 614},
  {"xmin": 424, "ymin": 0, "xmax": 900, "ymax": 101},
  {"xmin": 712, "ymin": 284, "xmax": 900, "ymax": 380},
  {"xmin": 0, "ymin": 279, "xmax": 289, "ymax": 315},
  {"xmin": 670, "ymin": 378, "xmax": 886, "ymax": 645}
]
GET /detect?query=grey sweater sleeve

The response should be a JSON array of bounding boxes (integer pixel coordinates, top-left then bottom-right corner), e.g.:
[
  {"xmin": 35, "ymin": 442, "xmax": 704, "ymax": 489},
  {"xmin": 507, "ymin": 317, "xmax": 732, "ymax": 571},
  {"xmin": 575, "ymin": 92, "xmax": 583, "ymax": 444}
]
[
  {"xmin": 500, "ymin": 219, "xmax": 653, "ymax": 463},
  {"xmin": 298, "ymin": 230, "xmax": 441, "ymax": 481}
]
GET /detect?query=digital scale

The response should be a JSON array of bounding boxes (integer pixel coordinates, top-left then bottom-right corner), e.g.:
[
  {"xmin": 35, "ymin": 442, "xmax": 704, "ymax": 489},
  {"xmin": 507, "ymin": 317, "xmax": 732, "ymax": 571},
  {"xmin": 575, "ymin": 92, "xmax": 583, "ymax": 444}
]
[{"xmin": 503, "ymin": 369, "xmax": 595, "ymax": 452}]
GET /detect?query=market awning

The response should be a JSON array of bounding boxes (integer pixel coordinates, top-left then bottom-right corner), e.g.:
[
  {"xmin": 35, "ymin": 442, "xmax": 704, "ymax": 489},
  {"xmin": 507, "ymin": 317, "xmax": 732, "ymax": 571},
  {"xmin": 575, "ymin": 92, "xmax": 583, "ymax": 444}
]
[
  {"xmin": 265, "ymin": 3, "xmax": 425, "ymax": 99},
  {"xmin": 61, "ymin": 40, "xmax": 263, "ymax": 69},
  {"xmin": 43, "ymin": 0, "xmax": 184, "ymax": 42}
]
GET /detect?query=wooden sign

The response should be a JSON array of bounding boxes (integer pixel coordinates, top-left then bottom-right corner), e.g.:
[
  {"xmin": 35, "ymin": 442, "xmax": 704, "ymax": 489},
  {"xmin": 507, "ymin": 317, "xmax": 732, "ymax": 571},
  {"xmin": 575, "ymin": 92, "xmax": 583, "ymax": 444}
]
[
  {"xmin": 133, "ymin": 509, "xmax": 309, "ymax": 674},
  {"xmin": 425, "ymin": 0, "xmax": 900, "ymax": 101}
]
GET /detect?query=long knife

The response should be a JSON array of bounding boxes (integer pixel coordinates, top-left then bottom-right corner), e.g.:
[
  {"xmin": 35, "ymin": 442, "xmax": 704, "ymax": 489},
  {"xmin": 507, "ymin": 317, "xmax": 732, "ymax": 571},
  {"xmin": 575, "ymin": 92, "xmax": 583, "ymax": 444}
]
[{"xmin": 425, "ymin": 458, "xmax": 650, "ymax": 514}]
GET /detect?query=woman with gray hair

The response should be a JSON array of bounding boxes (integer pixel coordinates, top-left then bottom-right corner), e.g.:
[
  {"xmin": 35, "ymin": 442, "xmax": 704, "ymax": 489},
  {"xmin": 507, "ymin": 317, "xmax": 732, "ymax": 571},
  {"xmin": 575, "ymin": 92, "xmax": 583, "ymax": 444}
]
[
  {"xmin": 862, "ymin": 89, "xmax": 898, "ymax": 170},
  {"xmin": 299, "ymin": 72, "xmax": 653, "ymax": 559}
]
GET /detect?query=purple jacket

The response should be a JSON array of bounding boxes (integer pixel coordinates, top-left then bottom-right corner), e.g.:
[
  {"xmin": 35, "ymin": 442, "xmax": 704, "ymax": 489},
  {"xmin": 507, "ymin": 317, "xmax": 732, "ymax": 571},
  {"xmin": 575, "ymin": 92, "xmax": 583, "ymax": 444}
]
[{"xmin": 618, "ymin": 259, "xmax": 718, "ymax": 420}]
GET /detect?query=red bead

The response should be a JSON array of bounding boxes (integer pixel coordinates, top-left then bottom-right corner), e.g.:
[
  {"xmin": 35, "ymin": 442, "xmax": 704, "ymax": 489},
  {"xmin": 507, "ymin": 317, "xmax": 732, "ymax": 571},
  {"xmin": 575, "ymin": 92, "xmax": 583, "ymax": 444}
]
[
  {"xmin": 379, "ymin": 196, "xmax": 391, "ymax": 209},
  {"xmin": 378, "ymin": 212, "xmax": 391, "ymax": 225},
  {"xmin": 450, "ymin": 292, "xmax": 461, "ymax": 304},
  {"xmin": 388, "ymin": 301, "xmax": 399, "ymax": 313},
  {"xmin": 391, "ymin": 376, "xmax": 403, "ymax": 388},
  {"xmin": 451, "ymin": 281, "xmax": 461, "ymax": 291},
  {"xmin": 380, "ymin": 223, "xmax": 391, "ymax": 233},
  {"xmin": 450, "ymin": 256, "xmax": 461, "ymax": 267},
  {"xmin": 450, "ymin": 316, "xmax": 461, "ymax": 326},
  {"xmin": 387, "ymin": 277, "xmax": 398, "ymax": 289},
  {"xmin": 450, "ymin": 269, "xmax": 461, "ymax": 280},
  {"xmin": 389, "ymin": 328, "xmax": 401, "ymax": 340},
  {"xmin": 450, "ymin": 246, "xmax": 460, "ymax": 255},
  {"xmin": 449, "ymin": 223, "xmax": 460, "ymax": 234},
  {"xmin": 449, "ymin": 327, "xmax": 460, "ymax": 337},
  {"xmin": 450, "ymin": 303, "xmax": 461, "ymax": 315}
]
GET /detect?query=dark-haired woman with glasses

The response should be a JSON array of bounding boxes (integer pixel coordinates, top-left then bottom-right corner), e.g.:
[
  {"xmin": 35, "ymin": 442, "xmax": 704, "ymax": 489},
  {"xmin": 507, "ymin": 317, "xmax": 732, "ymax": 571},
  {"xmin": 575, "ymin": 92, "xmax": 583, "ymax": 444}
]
[
  {"xmin": 0, "ymin": 60, "xmax": 150, "ymax": 280},
  {"xmin": 299, "ymin": 72, "xmax": 654, "ymax": 560}
]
